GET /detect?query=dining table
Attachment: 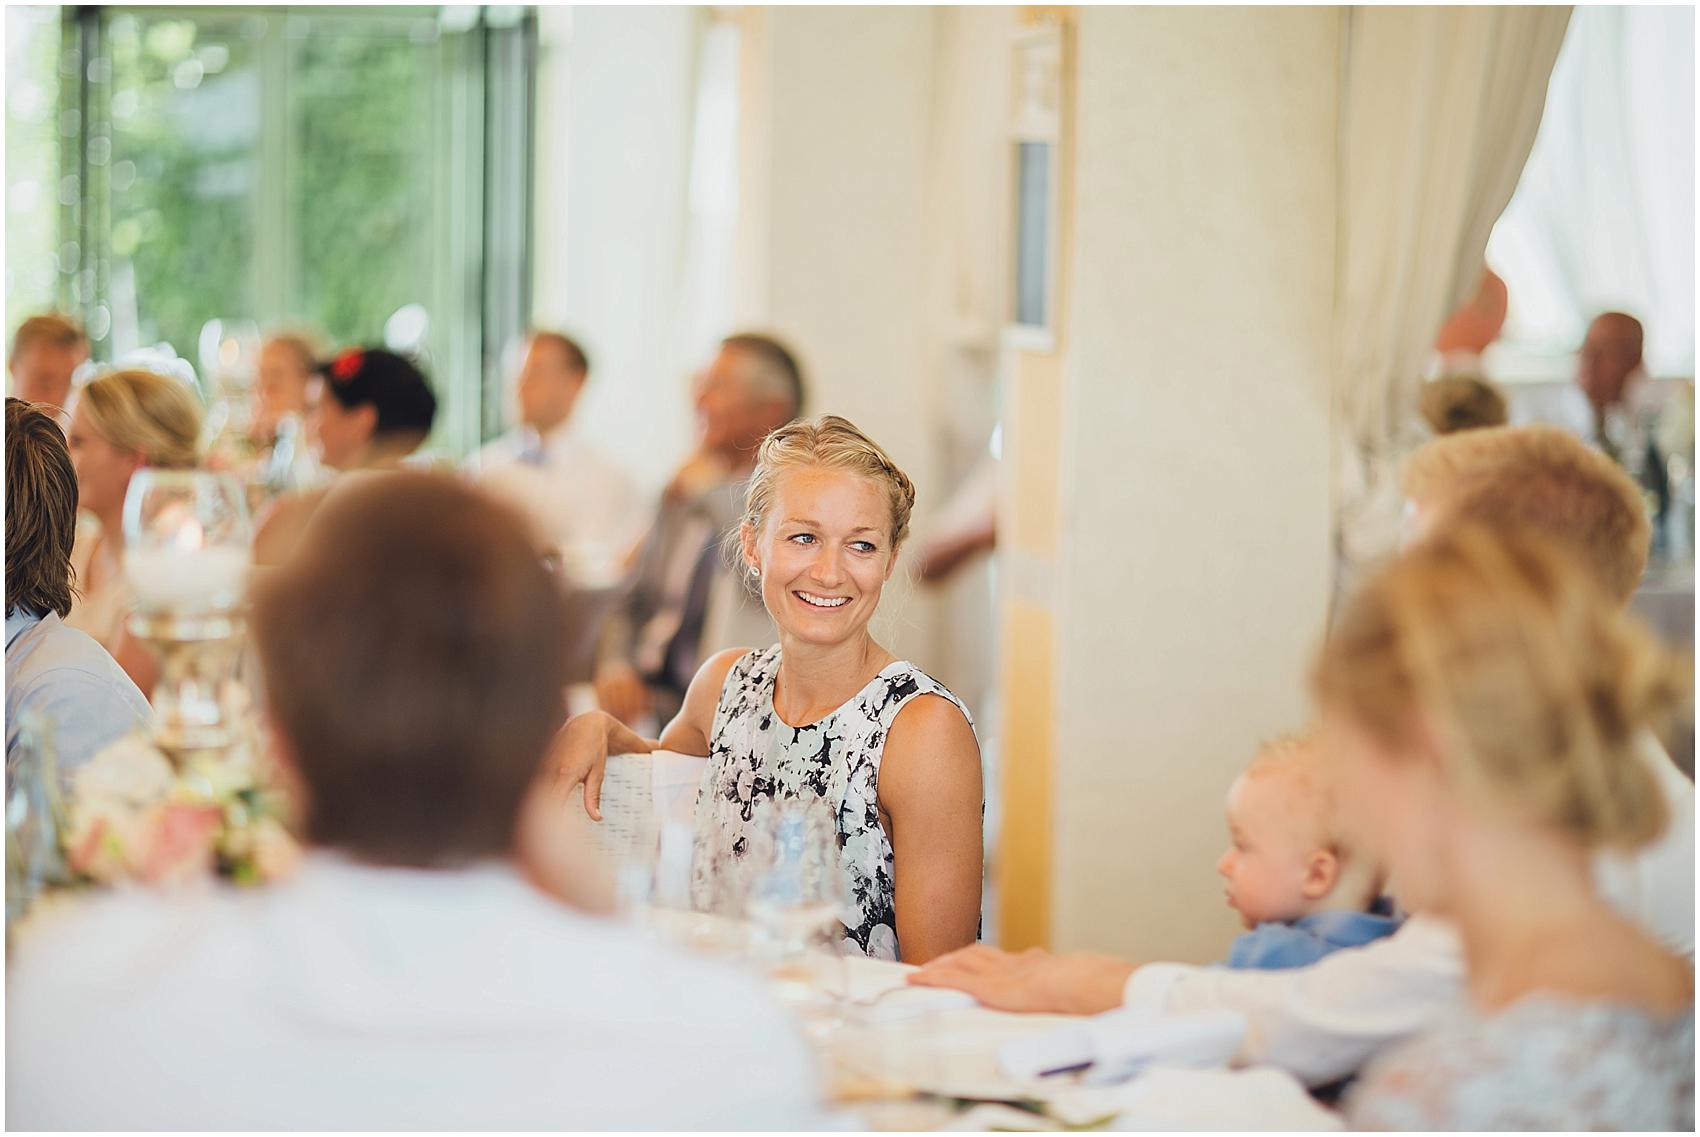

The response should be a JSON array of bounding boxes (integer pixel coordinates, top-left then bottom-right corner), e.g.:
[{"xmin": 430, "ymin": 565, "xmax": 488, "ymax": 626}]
[
  {"xmin": 637, "ymin": 907, "xmax": 1342, "ymax": 1132},
  {"xmin": 587, "ymin": 751, "xmax": 1341, "ymax": 1130}
]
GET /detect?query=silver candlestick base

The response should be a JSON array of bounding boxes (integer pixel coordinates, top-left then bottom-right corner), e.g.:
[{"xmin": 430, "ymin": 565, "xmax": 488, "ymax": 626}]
[{"xmin": 127, "ymin": 607, "xmax": 250, "ymax": 760}]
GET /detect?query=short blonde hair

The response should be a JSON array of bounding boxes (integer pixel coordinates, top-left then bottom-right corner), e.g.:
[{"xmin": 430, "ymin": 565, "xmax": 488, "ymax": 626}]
[
  {"xmin": 742, "ymin": 414, "xmax": 917, "ymax": 547},
  {"xmin": 77, "ymin": 369, "xmax": 204, "ymax": 469},
  {"xmin": 1418, "ymin": 374, "xmax": 1508, "ymax": 435},
  {"xmin": 1401, "ymin": 424, "xmax": 1651, "ymax": 604},
  {"xmin": 9, "ymin": 313, "xmax": 86, "ymax": 362},
  {"xmin": 263, "ymin": 329, "xmax": 326, "ymax": 374},
  {"xmin": 1240, "ymin": 733, "xmax": 1385, "ymax": 907},
  {"xmin": 1314, "ymin": 524, "xmax": 1684, "ymax": 850},
  {"xmin": 1244, "ymin": 736, "xmax": 1342, "ymax": 847}
]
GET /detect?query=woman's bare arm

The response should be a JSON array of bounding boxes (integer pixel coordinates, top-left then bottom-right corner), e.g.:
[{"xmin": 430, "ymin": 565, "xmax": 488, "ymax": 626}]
[
  {"xmin": 555, "ymin": 648, "xmax": 751, "ymax": 819},
  {"xmin": 656, "ymin": 647, "xmax": 751, "ymax": 756},
  {"xmin": 878, "ymin": 694, "xmax": 984, "ymax": 963}
]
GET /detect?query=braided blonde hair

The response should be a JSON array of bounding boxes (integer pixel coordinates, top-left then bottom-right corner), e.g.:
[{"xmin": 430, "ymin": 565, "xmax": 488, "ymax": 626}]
[
  {"xmin": 742, "ymin": 414, "xmax": 917, "ymax": 547},
  {"xmin": 1314, "ymin": 523, "xmax": 1686, "ymax": 850},
  {"xmin": 77, "ymin": 368, "xmax": 203, "ymax": 469}
]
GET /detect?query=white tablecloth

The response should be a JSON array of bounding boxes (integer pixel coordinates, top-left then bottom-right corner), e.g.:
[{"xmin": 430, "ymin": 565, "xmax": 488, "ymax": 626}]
[{"xmin": 641, "ymin": 910, "xmax": 1338, "ymax": 1131}]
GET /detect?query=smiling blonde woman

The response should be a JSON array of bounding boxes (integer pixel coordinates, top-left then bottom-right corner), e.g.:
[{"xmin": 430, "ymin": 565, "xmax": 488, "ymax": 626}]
[{"xmin": 558, "ymin": 415, "xmax": 983, "ymax": 963}]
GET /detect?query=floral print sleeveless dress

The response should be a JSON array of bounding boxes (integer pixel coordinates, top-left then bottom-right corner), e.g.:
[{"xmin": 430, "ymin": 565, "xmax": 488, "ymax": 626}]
[{"xmin": 689, "ymin": 645, "xmax": 975, "ymax": 961}]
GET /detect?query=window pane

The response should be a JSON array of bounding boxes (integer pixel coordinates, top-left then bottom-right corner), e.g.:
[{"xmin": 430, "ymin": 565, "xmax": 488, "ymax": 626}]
[
  {"xmin": 1014, "ymin": 140, "xmax": 1052, "ymax": 329},
  {"xmin": 5, "ymin": 6, "xmax": 64, "ymax": 338},
  {"xmin": 290, "ymin": 12, "xmax": 446, "ymax": 351},
  {"xmin": 106, "ymin": 10, "xmax": 260, "ymax": 361}
]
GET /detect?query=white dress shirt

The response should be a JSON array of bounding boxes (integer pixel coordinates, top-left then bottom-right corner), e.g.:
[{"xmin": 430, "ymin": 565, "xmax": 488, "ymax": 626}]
[
  {"xmin": 1122, "ymin": 735, "xmax": 1695, "ymax": 1088},
  {"xmin": 5, "ymin": 606, "xmax": 150, "ymax": 775},
  {"xmin": 7, "ymin": 853, "xmax": 835, "ymax": 1130},
  {"xmin": 468, "ymin": 423, "xmax": 645, "ymax": 580}
]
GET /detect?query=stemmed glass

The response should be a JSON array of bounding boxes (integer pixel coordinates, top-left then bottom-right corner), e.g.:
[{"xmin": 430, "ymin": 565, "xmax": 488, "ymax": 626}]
[
  {"xmin": 122, "ymin": 469, "xmax": 253, "ymax": 756},
  {"xmin": 5, "ymin": 714, "xmax": 66, "ymax": 931},
  {"xmin": 744, "ymin": 797, "xmax": 851, "ymax": 1035},
  {"xmin": 123, "ymin": 469, "xmax": 251, "ymax": 616}
]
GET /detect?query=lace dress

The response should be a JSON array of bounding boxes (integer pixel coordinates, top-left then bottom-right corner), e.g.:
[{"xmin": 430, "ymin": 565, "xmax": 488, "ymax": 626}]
[
  {"xmin": 689, "ymin": 645, "xmax": 975, "ymax": 961},
  {"xmin": 1345, "ymin": 994, "xmax": 1695, "ymax": 1130}
]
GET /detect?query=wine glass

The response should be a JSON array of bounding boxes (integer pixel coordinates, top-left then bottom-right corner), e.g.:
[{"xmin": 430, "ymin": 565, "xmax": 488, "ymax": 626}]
[
  {"xmin": 744, "ymin": 797, "xmax": 851, "ymax": 1033},
  {"xmin": 121, "ymin": 469, "xmax": 253, "ymax": 755},
  {"xmin": 122, "ymin": 469, "xmax": 252, "ymax": 617},
  {"xmin": 6, "ymin": 713, "xmax": 66, "ymax": 929}
]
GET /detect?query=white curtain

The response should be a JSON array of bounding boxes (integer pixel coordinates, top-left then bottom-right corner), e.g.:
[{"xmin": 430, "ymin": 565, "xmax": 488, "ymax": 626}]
[
  {"xmin": 1488, "ymin": 6, "xmax": 1696, "ymax": 378},
  {"xmin": 533, "ymin": 7, "xmax": 729, "ymax": 498},
  {"xmin": 1334, "ymin": 6, "xmax": 1572, "ymax": 595}
]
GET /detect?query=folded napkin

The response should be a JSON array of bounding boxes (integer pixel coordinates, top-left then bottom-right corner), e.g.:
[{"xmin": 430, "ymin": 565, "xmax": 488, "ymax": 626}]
[
  {"xmin": 1100, "ymin": 1065, "xmax": 1343, "ymax": 1131},
  {"xmin": 579, "ymin": 751, "xmax": 708, "ymax": 870},
  {"xmin": 999, "ymin": 1007, "xmax": 1248, "ymax": 1084},
  {"xmin": 950, "ymin": 1065, "xmax": 1341, "ymax": 1130}
]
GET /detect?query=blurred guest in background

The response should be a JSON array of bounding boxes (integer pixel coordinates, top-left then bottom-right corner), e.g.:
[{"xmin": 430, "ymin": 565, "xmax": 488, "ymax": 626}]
[
  {"xmin": 914, "ymin": 449, "xmax": 999, "ymax": 586},
  {"xmin": 205, "ymin": 329, "xmax": 326, "ymax": 497},
  {"xmin": 250, "ymin": 330, "xmax": 327, "ymax": 495},
  {"xmin": 5, "ymin": 398, "xmax": 149, "ymax": 774},
  {"xmin": 7, "ymin": 313, "xmax": 88, "ymax": 415},
  {"xmin": 1400, "ymin": 425, "xmax": 1653, "ymax": 603},
  {"xmin": 1512, "ymin": 312, "xmax": 1678, "ymax": 550},
  {"xmin": 1429, "ymin": 265, "xmax": 1508, "ymax": 378},
  {"xmin": 466, "ymin": 330, "xmax": 642, "ymax": 582},
  {"xmin": 1577, "ymin": 311, "xmax": 1653, "ymax": 444},
  {"xmin": 251, "ymin": 330, "xmax": 322, "ymax": 446},
  {"xmin": 594, "ymin": 332, "xmax": 804, "ymax": 727},
  {"xmin": 66, "ymin": 368, "xmax": 205, "ymax": 695},
  {"xmin": 253, "ymin": 347, "xmax": 437, "ymax": 566},
  {"xmin": 7, "ymin": 473, "xmax": 831, "ymax": 1130},
  {"xmin": 1574, "ymin": 313, "xmax": 1676, "ymax": 542},
  {"xmin": 1418, "ymin": 373, "xmax": 1508, "ymax": 436},
  {"xmin": 1323, "ymin": 527, "xmax": 1693, "ymax": 1129},
  {"xmin": 307, "ymin": 347, "xmax": 437, "ymax": 474}
]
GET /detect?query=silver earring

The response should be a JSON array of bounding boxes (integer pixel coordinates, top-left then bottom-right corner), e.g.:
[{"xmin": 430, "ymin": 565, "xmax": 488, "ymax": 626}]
[{"xmin": 748, "ymin": 565, "xmax": 761, "ymax": 579}]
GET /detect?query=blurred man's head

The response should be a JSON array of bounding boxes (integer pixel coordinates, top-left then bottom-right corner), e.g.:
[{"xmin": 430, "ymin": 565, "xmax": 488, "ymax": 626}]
[
  {"xmin": 693, "ymin": 332, "xmax": 805, "ymax": 458},
  {"xmin": 4, "ymin": 398, "xmax": 79, "ymax": 619},
  {"xmin": 516, "ymin": 331, "xmax": 589, "ymax": 435},
  {"xmin": 1401, "ymin": 423, "xmax": 1651, "ymax": 605},
  {"xmin": 1577, "ymin": 312, "xmax": 1644, "ymax": 413},
  {"xmin": 251, "ymin": 474, "xmax": 570, "ymax": 868},
  {"xmin": 8, "ymin": 314, "xmax": 88, "ymax": 411}
]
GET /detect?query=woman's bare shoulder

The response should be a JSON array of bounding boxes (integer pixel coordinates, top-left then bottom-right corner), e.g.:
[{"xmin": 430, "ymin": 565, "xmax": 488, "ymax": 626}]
[
  {"xmin": 253, "ymin": 488, "xmax": 329, "ymax": 567},
  {"xmin": 882, "ymin": 691, "xmax": 981, "ymax": 798}
]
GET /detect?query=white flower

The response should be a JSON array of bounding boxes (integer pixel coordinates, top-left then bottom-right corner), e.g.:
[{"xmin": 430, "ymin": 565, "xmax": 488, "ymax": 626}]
[
  {"xmin": 863, "ymin": 923, "xmax": 898, "ymax": 961},
  {"xmin": 73, "ymin": 734, "xmax": 177, "ymax": 809},
  {"xmin": 64, "ymin": 801, "xmax": 165, "ymax": 884},
  {"xmin": 251, "ymin": 817, "xmax": 302, "ymax": 882}
]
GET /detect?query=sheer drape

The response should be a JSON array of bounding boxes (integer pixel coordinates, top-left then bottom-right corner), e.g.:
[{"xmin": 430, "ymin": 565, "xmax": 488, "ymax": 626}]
[
  {"xmin": 1334, "ymin": 6, "xmax": 1572, "ymax": 596},
  {"xmin": 1488, "ymin": 6, "xmax": 1696, "ymax": 378}
]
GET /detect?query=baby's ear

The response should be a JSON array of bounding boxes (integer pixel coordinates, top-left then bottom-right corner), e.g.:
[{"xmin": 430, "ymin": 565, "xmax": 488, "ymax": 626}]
[{"xmin": 1301, "ymin": 848, "xmax": 1341, "ymax": 899}]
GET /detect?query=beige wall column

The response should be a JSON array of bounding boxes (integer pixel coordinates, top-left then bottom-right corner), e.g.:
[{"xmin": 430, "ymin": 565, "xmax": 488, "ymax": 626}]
[
  {"xmin": 1036, "ymin": 7, "xmax": 1341, "ymax": 962},
  {"xmin": 995, "ymin": 9, "xmax": 1076, "ymax": 952},
  {"xmin": 731, "ymin": 6, "xmax": 947, "ymax": 662}
]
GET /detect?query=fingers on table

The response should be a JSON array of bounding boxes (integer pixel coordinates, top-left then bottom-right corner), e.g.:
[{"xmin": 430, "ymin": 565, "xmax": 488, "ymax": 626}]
[
  {"xmin": 909, "ymin": 944, "xmax": 1012, "ymax": 984},
  {"xmin": 583, "ymin": 762, "xmax": 605, "ymax": 822}
]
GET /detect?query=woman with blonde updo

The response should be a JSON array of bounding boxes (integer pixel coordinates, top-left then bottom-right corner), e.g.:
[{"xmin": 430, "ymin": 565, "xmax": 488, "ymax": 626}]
[
  {"xmin": 558, "ymin": 415, "xmax": 983, "ymax": 962},
  {"xmin": 66, "ymin": 368, "xmax": 205, "ymax": 693},
  {"xmin": 1315, "ymin": 524, "xmax": 1693, "ymax": 1129}
]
